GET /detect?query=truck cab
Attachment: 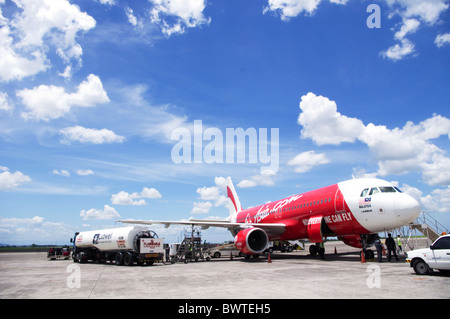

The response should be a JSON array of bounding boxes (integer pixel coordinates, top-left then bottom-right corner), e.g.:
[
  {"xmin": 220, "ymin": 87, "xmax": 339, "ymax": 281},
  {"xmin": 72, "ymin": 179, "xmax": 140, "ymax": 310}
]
[{"xmin": 407, "ymin": 234, "xmax": 450, "ymax": 275}]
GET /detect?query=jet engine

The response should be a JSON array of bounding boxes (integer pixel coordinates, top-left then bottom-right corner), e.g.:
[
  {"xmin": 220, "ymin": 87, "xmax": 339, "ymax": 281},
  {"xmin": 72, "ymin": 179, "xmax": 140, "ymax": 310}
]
[{"xmin": 234, "ymin": 227, "xmax": 269, "ymax": 255}]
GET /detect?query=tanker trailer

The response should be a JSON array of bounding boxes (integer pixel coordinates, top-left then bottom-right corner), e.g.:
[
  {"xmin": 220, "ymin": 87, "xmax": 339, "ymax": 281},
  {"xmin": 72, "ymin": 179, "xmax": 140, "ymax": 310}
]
[{"xmin": 71, "ymin": 226, "xmax": 164, "ymax": 266}]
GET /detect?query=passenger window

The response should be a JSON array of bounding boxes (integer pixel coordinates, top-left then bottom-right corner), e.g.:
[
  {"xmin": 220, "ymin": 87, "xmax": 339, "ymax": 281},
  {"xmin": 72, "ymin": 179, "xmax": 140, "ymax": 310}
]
[
  {"xmin": 369, "ymin": 187, "xmax": 379, "ymax": 195},
  {"xmin": 360, "ymin": 188, "xmax": 369, "ymax": 197}
]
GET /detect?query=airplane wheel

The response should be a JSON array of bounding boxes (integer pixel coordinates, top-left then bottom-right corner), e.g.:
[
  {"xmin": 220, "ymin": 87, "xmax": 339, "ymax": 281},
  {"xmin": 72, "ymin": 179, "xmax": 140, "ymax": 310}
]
[
  {"xmin": 364, "ymin": 249, "xmax": 374, "ymax": 259},
  {"xmin": 309, "ymin": 245, "xmax": 318, "ymax": 256}
]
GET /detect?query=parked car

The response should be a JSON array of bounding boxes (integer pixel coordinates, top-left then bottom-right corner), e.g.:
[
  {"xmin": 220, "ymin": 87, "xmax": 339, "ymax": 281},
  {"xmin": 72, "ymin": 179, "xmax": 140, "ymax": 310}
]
[
  {"xmin": 406, "ymin": 234, "xmax": 450, "ymax": 275},
  {"xmin": 207, "ymin": 244, "xmax": 244, "ymax": 258}
]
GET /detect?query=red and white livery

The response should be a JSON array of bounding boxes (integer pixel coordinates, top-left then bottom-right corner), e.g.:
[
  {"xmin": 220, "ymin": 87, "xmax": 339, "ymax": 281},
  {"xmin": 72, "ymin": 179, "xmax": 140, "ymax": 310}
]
[{"xmin": 120, "ymin": 177, "xmax": 420, "ymax": 257}]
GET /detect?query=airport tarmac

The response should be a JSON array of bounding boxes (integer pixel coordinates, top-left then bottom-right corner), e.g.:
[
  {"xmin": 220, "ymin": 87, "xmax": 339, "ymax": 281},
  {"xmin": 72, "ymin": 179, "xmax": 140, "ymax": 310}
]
[{"xmin": 0, "ymin": 241, "xmax": 449, "ymax": 300}]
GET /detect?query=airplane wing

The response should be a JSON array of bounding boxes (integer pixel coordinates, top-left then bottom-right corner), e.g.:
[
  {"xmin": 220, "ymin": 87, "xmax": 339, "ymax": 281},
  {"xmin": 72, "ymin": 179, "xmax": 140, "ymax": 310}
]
[{"xmin": 118, "ymin": 219, "xmax": 286, "ymax": 236}]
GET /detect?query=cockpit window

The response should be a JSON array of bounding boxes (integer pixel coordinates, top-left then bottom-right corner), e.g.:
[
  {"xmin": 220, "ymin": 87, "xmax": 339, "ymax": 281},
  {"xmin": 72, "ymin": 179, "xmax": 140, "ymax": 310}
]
[
  {"xmin": 360, "ymin": 188, "xmax": 369, "ymax": 197},
  {"xmin": 379, "ymin": 186, "xmax": 397, "ymax": 193},
  {"xmin": 369, "ymin": 187, "xmax": 379, "ymax": 195},
  {"xmin": 394, "ymin": 187, "xmax": 402, "ymax": 193}
]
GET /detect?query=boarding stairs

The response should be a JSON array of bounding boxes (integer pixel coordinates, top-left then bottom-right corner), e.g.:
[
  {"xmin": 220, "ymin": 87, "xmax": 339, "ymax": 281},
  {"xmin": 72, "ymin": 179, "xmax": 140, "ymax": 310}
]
[
  {"xmin": 172, "ymin": 227, "xmax": 206, "ymax": 263},
  {"xmin": 396, "ymin": 211, "xmax": 448, "ymax": 252}
]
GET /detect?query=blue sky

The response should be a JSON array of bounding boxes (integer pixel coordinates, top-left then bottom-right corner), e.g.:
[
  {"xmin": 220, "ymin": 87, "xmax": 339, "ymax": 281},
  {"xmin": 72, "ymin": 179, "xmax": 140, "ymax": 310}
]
[{"xmin": 1, "ymin": 0, "xmax": 449, "ymax": 245}]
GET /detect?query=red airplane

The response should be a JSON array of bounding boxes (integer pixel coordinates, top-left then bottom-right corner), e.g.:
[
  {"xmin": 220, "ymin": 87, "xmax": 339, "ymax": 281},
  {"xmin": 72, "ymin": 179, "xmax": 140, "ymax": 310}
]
[{"xmin": 120, "ymin": 177, "xmax": 421, "ymax": 258}]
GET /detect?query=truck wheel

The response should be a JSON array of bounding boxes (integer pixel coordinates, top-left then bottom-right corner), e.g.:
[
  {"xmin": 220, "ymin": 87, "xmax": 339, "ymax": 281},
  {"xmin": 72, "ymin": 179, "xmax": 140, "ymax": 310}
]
[
  {"xmin": 115, "ymin": 252, "xmax": 123, "ymax": 266},
  {"xmin": 123, "ymin": 252, "xmax": 134, "ymax": 266},
  {"xmin": 413, "ymin": 260, "xmax": 432, "ymax": 275},
  {"xmin": 77, "ymin": 252, "xmax": 86, "ymax": 263},
  {"xmin": 214, "ymin": 252, "xmax": 221, "ymax": 258}
]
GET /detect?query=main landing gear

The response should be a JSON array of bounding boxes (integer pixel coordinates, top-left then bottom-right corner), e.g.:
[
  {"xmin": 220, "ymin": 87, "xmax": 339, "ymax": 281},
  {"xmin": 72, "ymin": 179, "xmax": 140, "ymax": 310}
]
[
  {"xmin": 309, "ymin": 242, "xmax": 325, "ymax": 259},
  {"xmin": 360, "ymin": 234, "xmax": 375, "ymax": 260}
]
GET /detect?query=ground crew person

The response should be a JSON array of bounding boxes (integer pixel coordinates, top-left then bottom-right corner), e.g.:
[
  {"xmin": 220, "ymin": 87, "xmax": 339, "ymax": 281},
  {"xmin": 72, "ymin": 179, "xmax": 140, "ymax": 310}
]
[
  {"xmin": 397, "ymin": 235, "xmax": 402, "ymax": 254},
  {"xmin": 385, "ymin": 233, "xmax": 398, "ymax": 262},
  {"xmin": 374, "ymin": 236, "xmax": 383, "ymax": 262}
]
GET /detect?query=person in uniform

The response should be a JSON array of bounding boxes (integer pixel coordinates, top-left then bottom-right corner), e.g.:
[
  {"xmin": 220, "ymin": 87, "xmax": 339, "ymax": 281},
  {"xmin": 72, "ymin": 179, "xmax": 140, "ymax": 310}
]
[
  {"xmin": 385, "ymin": 233, "xmax": 398, "ymax": 262},
  {"xmin": 374, "ymin": 236, "xmax": 383, "ymax": 262}
]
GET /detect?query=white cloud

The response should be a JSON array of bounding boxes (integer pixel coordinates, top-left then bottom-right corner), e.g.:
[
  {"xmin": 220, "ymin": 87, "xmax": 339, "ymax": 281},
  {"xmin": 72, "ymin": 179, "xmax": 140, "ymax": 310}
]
[
  {"xmin": 237, "ymin": 173, "xmax": 276, "ymax": 188},
  {"xmin": 329, "ymin": 0, "xmax": 348, "ymax": 4},
  {"xmin": 0, "ymin": 91, "xmax": 12, "ymax": 112},
  {"xmin": 191, "ymin": 176, "xmax": 230, "ymax": 213},
  {"xmin": 0, "ymin": 216, "xmax": 74, "ymax": 244},
  {"xmin": 421, "ymin": 187, "xmax": 450, "ymax": 214},
  {"xmin": 111, "ymin": 187, "xmax": 162, "ymax": 206},
  {"xmin": 380, "ymin": 38, "xmax": 416, "ymax": 61},
  {"xmin": 298, "ymin": 92, "xmax": 365, "ymax": 145},
  {"xmin": 263, "ymin": 0, "xmax": 322, "ymax": 20},
  {"xmin": 76, "ymin": 169, "xmax": 94, "ymax": 176},
  {"xmin": 140, "ymin": 187, "xmax": 162, "ymax": 199},
  {"xmin": 149, "ymin": 0, "xmax": 211, "ymax": 36},
  {"xmin": 0, "ymin": 0, "xmax": 96, "ymax": 81},
  {"xmin": 421, "ymin": 153, "xmax": 450, "ymax": 186},
  {"xmin": 297, "ymin": 92, "xmax": 450, "ymax": 186},
  {"xmin": 287, "ymin": 150, "xmax": 330, "ymax": 173},
  {"xmin": 53, "ymin": 169, "xmax": 70, "ymax": 177},
  {"xmin": 0, "ymin": 166, "xmax": 31, "ymax": 190},
  {"xmin": 385, "ymin": 0, "xmax": 449, "ymax": 25},
  {"xmin": 394, "ymin": 18, "xmax": 421, "ymax": 40},
  {"xmin": 381, "ymin": 18, "xmax": 420, "ymax": 61},
  {"xmin": 98, "ymin": 0, "xmax": 116, "ymax": 5},
  {"xmin": 125, "ymin": 7, "xmax": 143, "ymax": 28},
  {"xmin": 382, "ymin": 0, "xmax": 449, "ymax": 60},
  {"xmin": 196, "ymin": 185, "xmax": 227, "ymax": 206},
  {"xmin": 80, "ymin": 204, "xmax": 120, "ymax": 220},
  {"xmin": 261, "ymin": 0, "xmax": 449, "ymax": 61},
  {"xmin": 60, "ymin": 126, "xmax": 124, "ymax": 144},
  {"xmin": 191, "ymin": 201, "xmax": 213, "ymax": 214},
  {"xmin": 111, "ymin": 191, "xmax": 146, "ymax": 206},
  {"xmin": 0, "ymin": 23, "xmax": 48, "ymax": 82},
  {"xmin": 18, "ymin": 74, "xmax": 110, "ymax": 121},
  {"xmin": 400, "ymin": 183, "xmax": 450, "ymax": 214},
  {"xmin": 435, "ymin": 33, "xmax": 450, "ymax": 47},
  {"xmin": 263, "ymin": 0, "xmax": 350, "ymax": 20}
]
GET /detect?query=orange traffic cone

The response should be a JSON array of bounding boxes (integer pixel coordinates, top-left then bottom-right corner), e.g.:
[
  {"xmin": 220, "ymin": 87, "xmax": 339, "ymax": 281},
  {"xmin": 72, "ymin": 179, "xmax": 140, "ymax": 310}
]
[
  {"xmin": 361, "ymin": 250, "xmax": 366, "ymax": 263},
  {"xmin": 268, "ymin": 252, "xmax": 272, "ymax": 263},
  {"xmin": 382, "ymin": 245, "xmax": 386, "ymax": 256}
]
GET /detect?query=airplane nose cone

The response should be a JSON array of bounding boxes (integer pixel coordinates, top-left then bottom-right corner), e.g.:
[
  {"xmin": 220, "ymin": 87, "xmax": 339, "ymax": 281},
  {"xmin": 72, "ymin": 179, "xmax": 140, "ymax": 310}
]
[{"xmin": 394, "ymin": 194, "xmax": 421, "ymax": 224}]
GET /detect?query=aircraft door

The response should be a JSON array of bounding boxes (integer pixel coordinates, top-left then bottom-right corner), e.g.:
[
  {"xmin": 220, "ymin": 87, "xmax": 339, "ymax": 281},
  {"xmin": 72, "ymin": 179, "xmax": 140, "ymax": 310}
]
[
  {"xmin": 429, "ymin": 236, "xmax": 450, "ymax": 270},
  {"xmin": 335, "ymin": 188, "xmax": 345, "ymax": 213}
]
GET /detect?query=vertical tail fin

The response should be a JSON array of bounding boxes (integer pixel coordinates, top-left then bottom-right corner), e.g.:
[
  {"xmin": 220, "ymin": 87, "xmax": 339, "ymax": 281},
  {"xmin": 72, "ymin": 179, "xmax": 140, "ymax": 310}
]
[{"xmin": 226, "ymin": 176, "xmax": 242, "ymax": 221}]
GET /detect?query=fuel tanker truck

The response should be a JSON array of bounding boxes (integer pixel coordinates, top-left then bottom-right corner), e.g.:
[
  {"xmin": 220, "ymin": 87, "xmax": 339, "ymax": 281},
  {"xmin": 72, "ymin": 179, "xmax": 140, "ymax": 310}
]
[{"xmin": 71, "ymin": 226, "xmax": 164, "ymax": 266}]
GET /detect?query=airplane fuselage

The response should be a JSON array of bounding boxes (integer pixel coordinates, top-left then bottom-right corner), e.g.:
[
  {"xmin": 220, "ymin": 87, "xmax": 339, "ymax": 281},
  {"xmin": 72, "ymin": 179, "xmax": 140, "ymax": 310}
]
[{"xmin": 232, "ymin": 178, "xmax": 420, "ymax": 246}]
